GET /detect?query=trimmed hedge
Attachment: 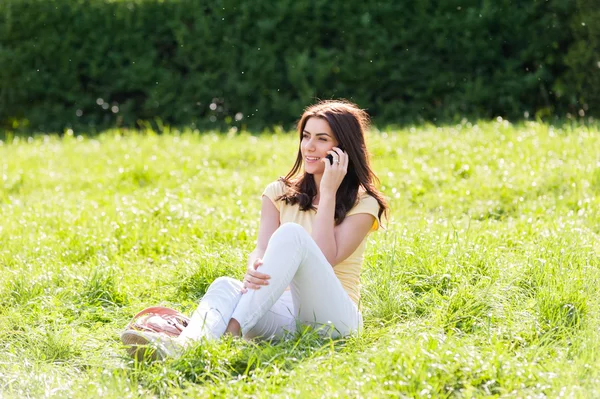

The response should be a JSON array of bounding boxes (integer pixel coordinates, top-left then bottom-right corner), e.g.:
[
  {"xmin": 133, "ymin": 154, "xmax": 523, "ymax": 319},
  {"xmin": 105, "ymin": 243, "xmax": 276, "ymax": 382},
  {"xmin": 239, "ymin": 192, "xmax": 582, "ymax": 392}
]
[{"xmin": 0, "ymin": 0, "xmax": 595, "ymax": 132}]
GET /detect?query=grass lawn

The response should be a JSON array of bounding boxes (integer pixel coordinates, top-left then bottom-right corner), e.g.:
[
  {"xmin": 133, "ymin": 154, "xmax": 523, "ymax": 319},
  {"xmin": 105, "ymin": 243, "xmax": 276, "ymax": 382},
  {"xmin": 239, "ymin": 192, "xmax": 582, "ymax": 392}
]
[{"xmin": 1, "ymin": 120, "xmax": 599, "ymax": 398}]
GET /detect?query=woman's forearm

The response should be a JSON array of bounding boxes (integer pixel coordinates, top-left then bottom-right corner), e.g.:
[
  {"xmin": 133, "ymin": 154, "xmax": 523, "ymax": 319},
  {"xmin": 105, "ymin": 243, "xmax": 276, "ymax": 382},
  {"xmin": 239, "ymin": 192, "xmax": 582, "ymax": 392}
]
[{"xmin": 311, "ymin": 193, "xmax": 337, "ymax": 265}]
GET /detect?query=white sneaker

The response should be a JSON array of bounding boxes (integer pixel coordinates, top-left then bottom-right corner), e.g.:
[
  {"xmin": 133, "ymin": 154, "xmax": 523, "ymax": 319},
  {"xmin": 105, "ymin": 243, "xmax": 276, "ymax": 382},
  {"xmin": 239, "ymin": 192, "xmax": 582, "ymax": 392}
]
[{"xmin": 120, "ymin": 330, "xmax": 183, "ymax": 361}]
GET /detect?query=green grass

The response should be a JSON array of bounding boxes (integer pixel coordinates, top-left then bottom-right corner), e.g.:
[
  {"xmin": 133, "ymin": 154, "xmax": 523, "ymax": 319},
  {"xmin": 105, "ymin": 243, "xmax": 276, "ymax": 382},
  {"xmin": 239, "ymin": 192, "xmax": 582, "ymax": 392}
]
[{"xmin": 1, "ymin": 121, "xmax": 599, "ymax": 398}]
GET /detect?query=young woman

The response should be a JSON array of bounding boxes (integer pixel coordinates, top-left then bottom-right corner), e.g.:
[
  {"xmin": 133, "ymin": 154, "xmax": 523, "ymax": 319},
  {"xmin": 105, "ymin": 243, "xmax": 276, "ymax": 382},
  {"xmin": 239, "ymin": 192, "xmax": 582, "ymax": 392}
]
[{"xmin": 122, "ymin": 100, "xmax": 388, "ymax": 359}]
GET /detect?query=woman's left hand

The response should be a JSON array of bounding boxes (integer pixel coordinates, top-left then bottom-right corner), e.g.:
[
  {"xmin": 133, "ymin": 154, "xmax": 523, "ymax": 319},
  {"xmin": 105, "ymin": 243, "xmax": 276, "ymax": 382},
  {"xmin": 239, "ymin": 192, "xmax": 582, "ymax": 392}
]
[
  {"xmin": 320, "ymin": 147, "xmax": 348, "ymax": 196},
  {"xmin": 241, "ymin": 258, "xmax": 270, "ymax": 294}
]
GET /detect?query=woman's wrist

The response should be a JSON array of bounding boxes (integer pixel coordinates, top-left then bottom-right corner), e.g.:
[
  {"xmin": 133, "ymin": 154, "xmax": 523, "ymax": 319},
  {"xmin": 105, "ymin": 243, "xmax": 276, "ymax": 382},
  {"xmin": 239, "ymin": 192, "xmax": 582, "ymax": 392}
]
[
  {"xmin": 319, "ymin": 191, "xmax": 336, "ymax": 203},
  {"xmin": 247, "ymin": 248, "xmax": 265, "ymax": 269},
  {"xmin": 247, "ymin": 251, "xmax": 258, "ymax": 269}
]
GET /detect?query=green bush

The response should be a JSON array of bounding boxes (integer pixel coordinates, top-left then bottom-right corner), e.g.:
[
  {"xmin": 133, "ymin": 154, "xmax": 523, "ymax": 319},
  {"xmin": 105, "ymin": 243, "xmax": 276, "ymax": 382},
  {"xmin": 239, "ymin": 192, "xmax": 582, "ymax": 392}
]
[
  {"xmin": 562, "ymin": 0, "xmax": 600, "ymax": 116},
  {"xmin": 0, "ymin": 0, "xmax": 594, "ymax": 133}
]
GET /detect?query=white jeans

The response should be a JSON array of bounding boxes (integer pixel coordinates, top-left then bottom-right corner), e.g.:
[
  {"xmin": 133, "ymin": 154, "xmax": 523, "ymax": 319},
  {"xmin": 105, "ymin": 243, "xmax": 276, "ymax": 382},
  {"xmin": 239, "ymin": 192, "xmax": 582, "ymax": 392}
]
[{"xmin": 177, "ymin": 223, "xmax": 362, "ymax": 343}]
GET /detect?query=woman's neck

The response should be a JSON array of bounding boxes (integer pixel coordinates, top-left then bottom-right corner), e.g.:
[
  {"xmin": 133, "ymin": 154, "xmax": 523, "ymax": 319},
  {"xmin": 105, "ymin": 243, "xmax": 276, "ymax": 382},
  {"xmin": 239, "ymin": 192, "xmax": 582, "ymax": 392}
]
[{"xmin": 313, "ymin": 173, "xmax": 322, "ymax": 205}]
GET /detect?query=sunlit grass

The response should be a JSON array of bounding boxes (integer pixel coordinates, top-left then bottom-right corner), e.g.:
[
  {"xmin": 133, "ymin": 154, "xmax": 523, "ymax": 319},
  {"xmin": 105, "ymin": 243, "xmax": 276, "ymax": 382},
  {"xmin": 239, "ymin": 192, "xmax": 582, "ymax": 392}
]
[{"xmin": 1, "ymin": 120, "xmax": 599, "ymax": 397}]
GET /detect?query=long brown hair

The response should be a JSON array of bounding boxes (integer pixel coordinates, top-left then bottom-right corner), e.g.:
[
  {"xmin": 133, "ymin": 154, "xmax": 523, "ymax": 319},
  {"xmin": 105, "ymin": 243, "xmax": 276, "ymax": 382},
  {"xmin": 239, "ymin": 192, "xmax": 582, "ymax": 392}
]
[{"xmin": 278, "ymin": 100, "xmax": 388, "ymax": 225}]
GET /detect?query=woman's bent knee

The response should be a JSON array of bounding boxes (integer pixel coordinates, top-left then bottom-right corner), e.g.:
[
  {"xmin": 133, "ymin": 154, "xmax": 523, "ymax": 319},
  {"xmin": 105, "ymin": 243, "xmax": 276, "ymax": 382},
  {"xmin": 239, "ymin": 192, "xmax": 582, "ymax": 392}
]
[
  {"xmin": 271, "ymin": 223, "xmax": 307, "ymax": 244},
  {"xmin": 276, "ymin": 223, "xmax": 305, "ymax": 236}
]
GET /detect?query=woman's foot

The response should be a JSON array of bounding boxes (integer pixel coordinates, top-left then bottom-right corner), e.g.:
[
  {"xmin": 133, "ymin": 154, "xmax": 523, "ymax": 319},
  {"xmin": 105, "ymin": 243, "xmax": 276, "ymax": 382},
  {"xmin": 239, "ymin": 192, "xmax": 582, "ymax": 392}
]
[{"xmin": 224, "ymin": 318, "xmax": 242, "ymax": 337}]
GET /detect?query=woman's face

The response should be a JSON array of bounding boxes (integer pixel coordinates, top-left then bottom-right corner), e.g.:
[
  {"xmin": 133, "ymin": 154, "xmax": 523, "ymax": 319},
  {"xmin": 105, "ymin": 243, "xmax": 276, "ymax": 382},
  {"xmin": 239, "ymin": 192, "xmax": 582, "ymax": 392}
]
[{"xmin": 301, "ymin": 117, "xmax": 339, "ymax": 175}]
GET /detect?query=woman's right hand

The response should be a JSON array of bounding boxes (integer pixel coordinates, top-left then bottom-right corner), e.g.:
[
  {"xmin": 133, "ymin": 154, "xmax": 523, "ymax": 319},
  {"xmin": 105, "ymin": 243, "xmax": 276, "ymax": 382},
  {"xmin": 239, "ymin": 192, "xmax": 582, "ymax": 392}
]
[
  {"xmin": 319, "ymin": 147, "xmax": 348, "ymax": 197},
  {"xmin": 241, "ymin": 258, "xmax": 271, "ymax": 293}
]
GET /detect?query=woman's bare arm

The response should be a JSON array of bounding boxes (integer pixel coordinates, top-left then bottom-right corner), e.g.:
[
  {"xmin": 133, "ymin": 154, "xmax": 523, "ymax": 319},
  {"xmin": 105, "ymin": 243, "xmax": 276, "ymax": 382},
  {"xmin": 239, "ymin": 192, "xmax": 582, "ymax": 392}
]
[
  {"xmin": 312, "ymin": 195, "xmax": 374, "ymax": 266},
  {"xmin": 243, "ymin": 196, "xmax": 280, "ymax": 291},
  {"xmin": 311, "ymin": 147, "xmax": 376, "ymax": 266}
]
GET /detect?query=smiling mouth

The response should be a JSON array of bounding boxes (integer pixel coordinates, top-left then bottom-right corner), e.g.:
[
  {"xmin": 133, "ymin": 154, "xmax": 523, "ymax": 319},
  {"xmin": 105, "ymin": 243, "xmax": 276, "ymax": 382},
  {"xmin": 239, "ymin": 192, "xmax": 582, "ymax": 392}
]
[{"xmin": 305, "ymin": 157, "xmax": 321, "ymax": 161}]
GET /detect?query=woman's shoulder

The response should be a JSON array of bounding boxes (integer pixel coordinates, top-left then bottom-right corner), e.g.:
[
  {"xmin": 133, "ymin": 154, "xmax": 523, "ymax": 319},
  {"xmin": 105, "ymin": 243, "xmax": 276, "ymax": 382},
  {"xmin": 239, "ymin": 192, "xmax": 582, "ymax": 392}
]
[
  {"xmin": 264, "ymin": 179, "xmax": 287, "ymax": 194},
  {"xmin": 262, "ymin": 179, "xmax": 289, "ymax": 201},
  {"xmin": 347, "ymin": 189, "xmax": 383, "ymax": 230},
  {"xmin": 355, "ymin": 188, "xmax": 379, "ymax": 206}
]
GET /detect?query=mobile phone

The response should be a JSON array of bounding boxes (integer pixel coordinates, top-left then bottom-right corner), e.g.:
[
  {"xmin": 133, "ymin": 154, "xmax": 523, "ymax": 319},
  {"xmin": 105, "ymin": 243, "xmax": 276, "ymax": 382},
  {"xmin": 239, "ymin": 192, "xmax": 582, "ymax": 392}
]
[{"xmin": 326, "ymin": 146, "xmax": 344, "ymax": 165}]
